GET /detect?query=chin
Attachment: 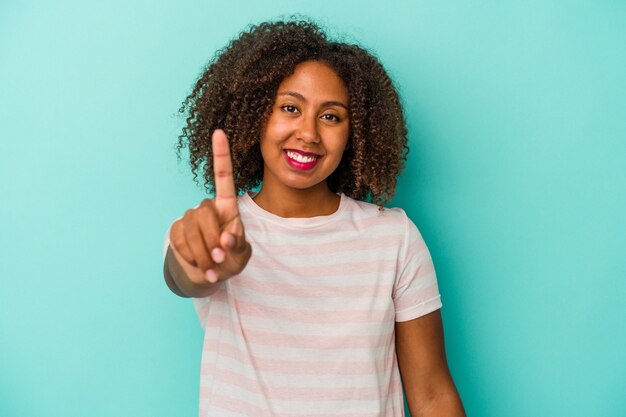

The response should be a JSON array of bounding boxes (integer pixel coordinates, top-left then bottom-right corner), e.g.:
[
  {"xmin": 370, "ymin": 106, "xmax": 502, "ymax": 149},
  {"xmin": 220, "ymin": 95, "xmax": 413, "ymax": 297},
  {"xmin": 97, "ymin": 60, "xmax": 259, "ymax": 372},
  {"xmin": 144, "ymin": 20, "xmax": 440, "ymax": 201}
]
[{"xmin": 280, "ymin": 175, "xmax": 326, "ymax": 191}]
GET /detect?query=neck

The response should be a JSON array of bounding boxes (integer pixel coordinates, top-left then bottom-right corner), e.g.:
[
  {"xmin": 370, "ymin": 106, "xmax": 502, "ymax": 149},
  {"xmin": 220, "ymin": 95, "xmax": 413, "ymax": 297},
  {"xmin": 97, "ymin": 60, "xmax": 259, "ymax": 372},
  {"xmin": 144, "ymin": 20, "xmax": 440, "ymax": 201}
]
[{"xmin": 253, "ymin": 182, "xmax": 340, "ymax": 218}]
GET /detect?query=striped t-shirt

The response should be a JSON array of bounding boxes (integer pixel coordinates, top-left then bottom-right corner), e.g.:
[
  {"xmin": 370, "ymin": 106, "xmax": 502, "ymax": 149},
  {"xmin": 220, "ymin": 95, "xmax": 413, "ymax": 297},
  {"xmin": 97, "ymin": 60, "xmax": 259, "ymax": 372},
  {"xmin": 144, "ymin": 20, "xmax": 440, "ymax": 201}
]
[{"xmin": 164, "ymin": 193, "xmax": 442, "ymax": 417}]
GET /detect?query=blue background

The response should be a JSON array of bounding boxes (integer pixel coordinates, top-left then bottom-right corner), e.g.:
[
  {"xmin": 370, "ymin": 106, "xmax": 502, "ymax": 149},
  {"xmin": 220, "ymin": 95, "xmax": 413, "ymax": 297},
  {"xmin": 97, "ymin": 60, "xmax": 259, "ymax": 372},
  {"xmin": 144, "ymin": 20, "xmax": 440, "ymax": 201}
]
[{"xmin": 1, "ymin": 1, "xmax": 625, "ymax": 416}]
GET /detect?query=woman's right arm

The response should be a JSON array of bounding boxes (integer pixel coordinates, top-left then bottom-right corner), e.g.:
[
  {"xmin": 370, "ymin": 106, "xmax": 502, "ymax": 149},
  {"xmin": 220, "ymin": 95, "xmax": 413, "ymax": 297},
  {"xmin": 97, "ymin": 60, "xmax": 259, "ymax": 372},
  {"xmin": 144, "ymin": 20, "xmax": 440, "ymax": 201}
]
[{"xmin": 163, "ymin": 130, "xmax": 252, "ymax": 298}]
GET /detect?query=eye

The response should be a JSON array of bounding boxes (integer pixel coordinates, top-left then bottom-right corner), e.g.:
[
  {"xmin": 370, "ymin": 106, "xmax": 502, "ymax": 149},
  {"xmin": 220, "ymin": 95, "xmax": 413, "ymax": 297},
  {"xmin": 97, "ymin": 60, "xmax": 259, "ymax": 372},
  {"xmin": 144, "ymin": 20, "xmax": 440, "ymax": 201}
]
[
  {"xmin": 321, "ymin": 113, "xmax": 341, "ymax": 122},
  {"xmin": 281, "ymin": 105, "xmax": 299, "ymax": 113}
]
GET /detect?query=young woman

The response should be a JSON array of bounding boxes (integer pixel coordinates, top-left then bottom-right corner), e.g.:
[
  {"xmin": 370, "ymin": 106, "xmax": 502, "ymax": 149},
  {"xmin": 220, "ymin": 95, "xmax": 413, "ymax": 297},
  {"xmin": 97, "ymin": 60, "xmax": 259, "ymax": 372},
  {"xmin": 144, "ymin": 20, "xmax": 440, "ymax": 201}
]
[{"xmin": 163, "ymin": 19, "xmax": 464, "ymax": 417}]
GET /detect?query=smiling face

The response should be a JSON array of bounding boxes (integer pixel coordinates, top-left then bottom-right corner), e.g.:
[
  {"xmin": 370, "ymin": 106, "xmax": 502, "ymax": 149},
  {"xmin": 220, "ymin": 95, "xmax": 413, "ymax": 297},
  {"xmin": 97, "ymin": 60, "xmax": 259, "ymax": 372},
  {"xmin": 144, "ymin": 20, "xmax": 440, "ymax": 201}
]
[{"xmin": 259, "ymin": 60, "xmax": 350, "ymax": 196}]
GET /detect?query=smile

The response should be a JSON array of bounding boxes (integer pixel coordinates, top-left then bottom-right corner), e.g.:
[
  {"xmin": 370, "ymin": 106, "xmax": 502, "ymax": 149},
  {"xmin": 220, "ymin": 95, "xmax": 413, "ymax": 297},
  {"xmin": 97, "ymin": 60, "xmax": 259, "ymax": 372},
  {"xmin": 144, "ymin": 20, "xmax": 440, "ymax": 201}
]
[{"xmin": 283, "ymin": 149, "xmax": 321, "ymax": 171}]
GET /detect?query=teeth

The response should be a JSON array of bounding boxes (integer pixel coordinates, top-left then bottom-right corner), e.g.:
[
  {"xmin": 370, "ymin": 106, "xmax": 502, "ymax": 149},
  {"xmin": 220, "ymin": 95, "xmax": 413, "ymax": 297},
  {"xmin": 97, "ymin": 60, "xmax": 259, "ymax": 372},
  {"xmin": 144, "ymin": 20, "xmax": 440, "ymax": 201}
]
[{"xmin": 287, "ymin": 151, "xmax": 318, "ymax": 163}]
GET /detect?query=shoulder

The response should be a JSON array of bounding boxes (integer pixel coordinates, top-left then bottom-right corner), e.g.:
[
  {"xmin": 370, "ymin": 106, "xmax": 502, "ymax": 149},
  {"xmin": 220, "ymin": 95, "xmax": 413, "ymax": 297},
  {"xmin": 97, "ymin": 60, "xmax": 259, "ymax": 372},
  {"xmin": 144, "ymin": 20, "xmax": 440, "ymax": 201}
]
[
  {"xmin": 343, "ymin": 195, "xmax": 412, "ymax": 227},
  {"xmin": 344, "ymin": 196, "xmax": 429, "ymax": 251}
]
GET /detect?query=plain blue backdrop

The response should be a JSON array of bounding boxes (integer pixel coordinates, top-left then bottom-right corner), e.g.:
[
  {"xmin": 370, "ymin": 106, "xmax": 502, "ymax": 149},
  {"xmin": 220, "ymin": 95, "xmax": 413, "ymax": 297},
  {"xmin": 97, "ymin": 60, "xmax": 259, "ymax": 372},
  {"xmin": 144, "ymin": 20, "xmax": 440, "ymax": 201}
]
[{"xmin": 1, "ymin": 1, "xmax": 625, "ymax": 416}]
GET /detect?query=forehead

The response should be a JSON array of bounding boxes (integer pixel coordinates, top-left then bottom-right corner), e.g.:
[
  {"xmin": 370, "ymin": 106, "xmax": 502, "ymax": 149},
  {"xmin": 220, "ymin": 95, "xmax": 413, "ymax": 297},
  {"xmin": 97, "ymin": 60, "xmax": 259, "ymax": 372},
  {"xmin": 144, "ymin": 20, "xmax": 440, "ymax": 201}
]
[{"xmin": 277, "ymin": 60, "xmax": 348, "ymax": 103}]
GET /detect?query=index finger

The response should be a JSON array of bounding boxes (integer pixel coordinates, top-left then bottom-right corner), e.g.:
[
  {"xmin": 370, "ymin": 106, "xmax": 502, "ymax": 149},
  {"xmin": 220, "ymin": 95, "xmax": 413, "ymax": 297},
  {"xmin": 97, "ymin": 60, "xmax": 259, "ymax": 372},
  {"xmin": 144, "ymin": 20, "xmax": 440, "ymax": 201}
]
[{"xmin": 212, "ymin": 129, "xmax": 238, "ymax": 215}]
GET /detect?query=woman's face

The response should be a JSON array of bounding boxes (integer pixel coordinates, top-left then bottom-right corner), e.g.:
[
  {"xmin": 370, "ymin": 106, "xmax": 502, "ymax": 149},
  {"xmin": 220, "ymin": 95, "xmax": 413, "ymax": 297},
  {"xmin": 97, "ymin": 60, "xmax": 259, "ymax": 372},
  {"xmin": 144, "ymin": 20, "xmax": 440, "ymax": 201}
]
[{"xmin": 260, "ymin": 60, "xmax": 350, "ymax": 194}]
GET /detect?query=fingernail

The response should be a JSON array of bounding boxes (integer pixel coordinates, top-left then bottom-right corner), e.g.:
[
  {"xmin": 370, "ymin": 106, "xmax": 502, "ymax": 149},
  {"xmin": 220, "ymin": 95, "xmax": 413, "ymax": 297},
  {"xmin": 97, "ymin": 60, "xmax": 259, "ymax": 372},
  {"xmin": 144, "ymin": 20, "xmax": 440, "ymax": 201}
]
[
  {"xmin": 205, "ymin": 269, "xmax": 218, "ymax": 283},
  {"xmin": 223, "ymin": 234, "xmax": 236, "ymax": 249},
  {"xmin": 211, "ymin": 247, "xmax": 225, "ymax": 263}
]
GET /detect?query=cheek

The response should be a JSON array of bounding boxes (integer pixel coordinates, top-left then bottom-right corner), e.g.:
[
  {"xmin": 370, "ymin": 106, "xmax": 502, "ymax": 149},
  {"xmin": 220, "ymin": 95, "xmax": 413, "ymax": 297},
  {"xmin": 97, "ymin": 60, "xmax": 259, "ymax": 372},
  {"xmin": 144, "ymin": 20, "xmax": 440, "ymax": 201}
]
[
  {"xmin": 264, "ymin": 112, "xmax": 294, "ymax": 137},
  {"xmin": 331, "ymin": 128, "xmax": 350, "ymax": 153},
  {"xmin": 259, "ymin": 137, "xmax": 277, "ymax": 166},
  {"xmin": 260, "ymin": 120, "xmax": 284, "ymax": 151}
]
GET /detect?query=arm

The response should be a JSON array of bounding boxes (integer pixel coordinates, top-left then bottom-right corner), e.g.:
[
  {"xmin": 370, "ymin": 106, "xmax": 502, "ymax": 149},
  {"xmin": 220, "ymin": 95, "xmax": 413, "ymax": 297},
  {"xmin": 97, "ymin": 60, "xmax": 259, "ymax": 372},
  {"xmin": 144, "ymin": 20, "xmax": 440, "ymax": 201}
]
[{"xmin": 395, "ymin": 310, "xmax": 465, "ymax": 417}]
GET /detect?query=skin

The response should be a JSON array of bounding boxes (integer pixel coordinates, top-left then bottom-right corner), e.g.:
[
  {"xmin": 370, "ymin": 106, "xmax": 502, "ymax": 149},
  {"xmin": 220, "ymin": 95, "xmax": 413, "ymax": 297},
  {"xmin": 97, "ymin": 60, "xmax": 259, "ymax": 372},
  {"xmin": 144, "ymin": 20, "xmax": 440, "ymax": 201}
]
[
  {"xmin": 253, "ymin": 61, "xmax": 350, "ymax": 218},
  {"xmin": 164, "ymin": 60, "xmax": 465, "ymax": 416},
  {"xmin": 165, "ymin": 129, "xmax": 251, "ymax": 294},
  {"xmin": 396, "ymin": 311, "xmax": 466, "ymax": 416}
]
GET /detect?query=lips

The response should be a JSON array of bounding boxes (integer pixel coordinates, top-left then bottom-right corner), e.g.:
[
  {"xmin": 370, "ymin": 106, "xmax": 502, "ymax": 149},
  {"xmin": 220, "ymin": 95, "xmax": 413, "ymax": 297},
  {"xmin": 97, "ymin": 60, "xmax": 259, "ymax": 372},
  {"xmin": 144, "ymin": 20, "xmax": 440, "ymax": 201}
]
[{"xmin": 283, "ymin": 149, "xmax": 321, "ymax": 171}]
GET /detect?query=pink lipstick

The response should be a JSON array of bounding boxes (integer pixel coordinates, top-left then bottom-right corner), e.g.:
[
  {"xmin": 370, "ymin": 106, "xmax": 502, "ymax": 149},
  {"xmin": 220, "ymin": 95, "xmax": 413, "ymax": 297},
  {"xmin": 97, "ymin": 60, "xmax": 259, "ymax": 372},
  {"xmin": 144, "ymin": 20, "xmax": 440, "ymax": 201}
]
[{"xmin": 283, "ymin": 149, "xmax": 321, "ymax": 171}]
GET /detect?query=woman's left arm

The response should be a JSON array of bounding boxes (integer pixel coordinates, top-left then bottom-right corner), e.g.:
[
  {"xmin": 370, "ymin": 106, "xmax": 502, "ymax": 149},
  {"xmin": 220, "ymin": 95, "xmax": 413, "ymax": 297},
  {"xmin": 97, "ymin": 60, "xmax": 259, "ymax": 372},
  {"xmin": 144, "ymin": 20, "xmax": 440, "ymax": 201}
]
[{"xmin": 395, "ymin": 310, "xmax": 466, "ymax": 417}]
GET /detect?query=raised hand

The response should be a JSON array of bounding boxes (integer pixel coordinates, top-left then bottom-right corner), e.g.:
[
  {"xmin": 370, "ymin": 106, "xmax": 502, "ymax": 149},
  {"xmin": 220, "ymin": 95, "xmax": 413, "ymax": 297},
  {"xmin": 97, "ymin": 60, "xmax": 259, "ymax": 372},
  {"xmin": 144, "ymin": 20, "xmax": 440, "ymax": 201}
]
[{"xmin": 169, "ymin": 129, "xmax": 251, "ymax": 286}]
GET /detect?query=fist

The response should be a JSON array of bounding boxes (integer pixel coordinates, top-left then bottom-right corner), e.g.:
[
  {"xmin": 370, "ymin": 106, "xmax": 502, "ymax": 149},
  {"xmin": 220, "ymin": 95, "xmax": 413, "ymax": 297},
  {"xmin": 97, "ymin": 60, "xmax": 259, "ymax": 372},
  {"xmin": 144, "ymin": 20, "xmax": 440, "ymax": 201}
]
[{"xmin": 169, "ymin": 130, "xmax": 251, "ymax": 284}]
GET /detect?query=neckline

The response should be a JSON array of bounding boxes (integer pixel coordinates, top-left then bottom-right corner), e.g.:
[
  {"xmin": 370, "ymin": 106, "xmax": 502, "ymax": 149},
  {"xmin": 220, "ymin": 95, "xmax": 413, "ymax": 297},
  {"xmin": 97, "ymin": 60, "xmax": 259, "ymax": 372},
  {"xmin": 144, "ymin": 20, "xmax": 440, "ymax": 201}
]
[{"xmin": 240, "ymin": 191, "xmax": 347, "ymax": 228}]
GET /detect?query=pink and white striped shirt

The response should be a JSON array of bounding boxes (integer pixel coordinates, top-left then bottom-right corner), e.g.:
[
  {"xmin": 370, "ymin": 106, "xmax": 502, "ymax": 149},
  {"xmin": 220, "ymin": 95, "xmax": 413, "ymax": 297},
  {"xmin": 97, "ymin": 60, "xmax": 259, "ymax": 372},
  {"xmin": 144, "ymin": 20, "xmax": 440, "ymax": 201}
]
[{"xmin": 165, "ymin": 193, "xmax": 441, "ymax": 416}]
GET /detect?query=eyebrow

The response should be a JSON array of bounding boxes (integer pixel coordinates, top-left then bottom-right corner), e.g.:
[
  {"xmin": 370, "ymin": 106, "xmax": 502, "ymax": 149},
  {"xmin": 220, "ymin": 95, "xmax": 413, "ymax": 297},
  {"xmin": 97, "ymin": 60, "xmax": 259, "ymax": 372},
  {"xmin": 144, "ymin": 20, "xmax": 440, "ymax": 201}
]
[{"xmin": 278, "ymin": 91, "xmax": 349, "ymax": 110}]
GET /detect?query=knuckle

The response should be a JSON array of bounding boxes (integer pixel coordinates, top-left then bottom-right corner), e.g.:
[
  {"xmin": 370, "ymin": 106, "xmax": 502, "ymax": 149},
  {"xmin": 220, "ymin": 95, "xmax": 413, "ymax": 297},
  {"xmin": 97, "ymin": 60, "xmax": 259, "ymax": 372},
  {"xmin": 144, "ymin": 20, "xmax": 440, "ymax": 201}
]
[
  {"xmin": 215, "ymin": 169, "xmax": 231, "ymax": 178},
  {"xmin": 197, "ymin": 205, "xmax": 212, "ymax": 216},
  {"xmin": 172, "ymin": 237, "xmax": 187, "ymax": 251},
  {"xmin": 170, "ymin": 221, "xmax": 183, "ymax": 238}
]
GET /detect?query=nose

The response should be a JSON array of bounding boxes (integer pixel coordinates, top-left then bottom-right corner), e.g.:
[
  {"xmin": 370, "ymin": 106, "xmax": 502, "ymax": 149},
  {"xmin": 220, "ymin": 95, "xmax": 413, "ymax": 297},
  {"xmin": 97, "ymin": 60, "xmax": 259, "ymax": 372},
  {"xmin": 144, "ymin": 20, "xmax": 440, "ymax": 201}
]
[{"xmin": 296, "ymin": 113, "xmax": 320, "ymax": 144}]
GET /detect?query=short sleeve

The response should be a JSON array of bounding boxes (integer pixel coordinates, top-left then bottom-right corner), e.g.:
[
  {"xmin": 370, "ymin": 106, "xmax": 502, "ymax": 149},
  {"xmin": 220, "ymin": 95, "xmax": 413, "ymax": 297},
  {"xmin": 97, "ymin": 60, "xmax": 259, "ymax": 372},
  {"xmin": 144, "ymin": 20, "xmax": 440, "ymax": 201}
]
[
  {"xmin": 163, "ymin": 225, "xmax": 172, "ymax": 259},
  {"xmin": 392, "ymin": 213, "xmax": 442, "ymax": 322}
]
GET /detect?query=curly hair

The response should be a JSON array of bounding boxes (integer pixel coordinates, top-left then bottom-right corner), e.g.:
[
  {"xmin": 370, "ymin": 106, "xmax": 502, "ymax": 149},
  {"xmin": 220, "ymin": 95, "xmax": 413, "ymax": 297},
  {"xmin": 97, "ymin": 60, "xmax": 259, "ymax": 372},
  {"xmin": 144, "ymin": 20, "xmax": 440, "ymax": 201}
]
[{"xmin": 178, "ymin": 19, "xmax": 408, "ymax": 206}]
